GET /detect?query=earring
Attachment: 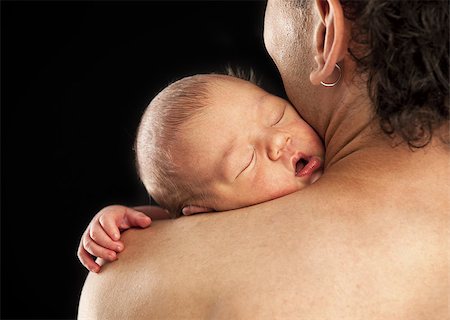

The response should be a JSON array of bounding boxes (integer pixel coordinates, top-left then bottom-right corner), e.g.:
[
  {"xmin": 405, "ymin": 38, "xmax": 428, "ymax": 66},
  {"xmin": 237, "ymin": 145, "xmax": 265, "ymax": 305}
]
[{"xmin": 320, "ymin": 64, "xmax": 342, "ymax": 87}]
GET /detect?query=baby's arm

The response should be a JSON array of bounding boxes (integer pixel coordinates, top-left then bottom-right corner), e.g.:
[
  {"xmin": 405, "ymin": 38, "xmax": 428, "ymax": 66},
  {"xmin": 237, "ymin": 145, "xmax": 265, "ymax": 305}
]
[{"xmin": 77, "ymin": 205, "xmax": 169, "ymax": 273}]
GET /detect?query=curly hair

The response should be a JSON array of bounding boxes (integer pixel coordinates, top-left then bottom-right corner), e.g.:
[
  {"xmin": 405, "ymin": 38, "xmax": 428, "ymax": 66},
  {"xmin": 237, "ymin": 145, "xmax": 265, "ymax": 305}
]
[{"xmin": 341, "ymin": 0, "xmax": 449, "ymax": 148}]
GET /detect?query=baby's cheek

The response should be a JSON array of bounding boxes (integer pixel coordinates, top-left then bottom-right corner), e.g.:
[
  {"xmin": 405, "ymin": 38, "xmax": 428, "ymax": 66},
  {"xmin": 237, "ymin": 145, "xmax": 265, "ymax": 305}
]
[
  {"xmin": 271, "ymin": 184, "xmax": 302, "ymax": 199},
  {"xmin": 253, "ymin": 175, "xmax": 299, "ymax": 202}
]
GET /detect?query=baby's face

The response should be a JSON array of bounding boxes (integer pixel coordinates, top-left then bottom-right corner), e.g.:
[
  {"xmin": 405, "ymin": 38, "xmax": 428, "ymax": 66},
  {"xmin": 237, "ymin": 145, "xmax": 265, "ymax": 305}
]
[{"xmin": 174, "ymin": 76, "xmax": 324, "ymax": 212}]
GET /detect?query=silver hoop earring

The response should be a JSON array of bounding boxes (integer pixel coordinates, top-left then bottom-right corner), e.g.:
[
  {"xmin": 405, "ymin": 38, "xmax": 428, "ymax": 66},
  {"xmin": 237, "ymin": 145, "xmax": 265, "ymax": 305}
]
[{"xmin": 320, "ymin": 64, "xmax": 342, "ymax": 87}]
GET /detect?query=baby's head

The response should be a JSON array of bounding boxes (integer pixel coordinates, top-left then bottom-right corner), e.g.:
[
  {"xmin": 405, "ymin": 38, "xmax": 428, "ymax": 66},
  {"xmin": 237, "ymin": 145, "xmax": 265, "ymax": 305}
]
[{"xmin": 135, "ymin": 74, "xmax": 324, "ymax": 218}]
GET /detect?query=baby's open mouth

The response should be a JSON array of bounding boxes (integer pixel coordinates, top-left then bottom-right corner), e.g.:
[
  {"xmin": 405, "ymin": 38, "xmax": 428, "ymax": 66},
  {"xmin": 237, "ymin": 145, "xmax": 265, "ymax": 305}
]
[
  {"xmin": 295, "ymin": 158, "xmax": 308, "ymax": 175},
  {"xmin": 295, "ymin": 156, "xmax": 322, "ymax": 177}
]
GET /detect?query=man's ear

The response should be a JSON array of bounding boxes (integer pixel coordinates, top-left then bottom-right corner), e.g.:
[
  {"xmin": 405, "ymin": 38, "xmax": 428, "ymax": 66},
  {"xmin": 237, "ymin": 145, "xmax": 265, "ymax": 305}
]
[
  {"xmin": 182, "ymin": 205, "xmax": 213, "ymax": 216},
  {"xmin": 310, "ymin": 0, "xmax": 347, "ymax": 86}
]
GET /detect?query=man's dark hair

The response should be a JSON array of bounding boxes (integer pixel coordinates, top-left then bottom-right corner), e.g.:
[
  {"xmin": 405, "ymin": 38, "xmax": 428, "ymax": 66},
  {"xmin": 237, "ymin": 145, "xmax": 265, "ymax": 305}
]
[{"xmin": 341, "ymin": 0, "xmax": 449, "ymax": 148}]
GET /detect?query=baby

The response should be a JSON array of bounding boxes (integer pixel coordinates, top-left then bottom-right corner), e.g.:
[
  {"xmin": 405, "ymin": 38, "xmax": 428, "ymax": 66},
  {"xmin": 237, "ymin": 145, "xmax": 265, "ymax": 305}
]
[{"xmin": 78, "ymin": 73, "xmax": 324, "ymax": 272}]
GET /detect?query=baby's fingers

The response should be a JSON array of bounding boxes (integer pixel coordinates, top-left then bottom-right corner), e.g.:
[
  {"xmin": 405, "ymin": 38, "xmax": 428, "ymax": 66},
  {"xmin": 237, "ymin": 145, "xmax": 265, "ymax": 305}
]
[
  {"xmin": 98, "ymin": 214, "xmax": 122, "ymax": 241},
  {"xmin": 78, "ymin": 244, "xmax": 101, "ymax": 273},
  {"xmin": 99, "ymin": 209, "xmax": 151, "ymax": 240},
  {"xmin": 83, "ymin": 235, "xmax": 118, "ymax": 263},
  {"xmin": 89, "ymin": 224, "xmax": 124, "ymax": 253},
  {"xmin": 122, "ymin": 208, "xmax": 152, "ymax": 229}
]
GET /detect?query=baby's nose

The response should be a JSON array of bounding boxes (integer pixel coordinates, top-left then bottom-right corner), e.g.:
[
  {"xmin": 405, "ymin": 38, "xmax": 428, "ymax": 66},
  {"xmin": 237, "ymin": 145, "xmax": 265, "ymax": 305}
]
[{"xmin": 267, "ymin": 132, "xmax": 291, "ymax": 161}]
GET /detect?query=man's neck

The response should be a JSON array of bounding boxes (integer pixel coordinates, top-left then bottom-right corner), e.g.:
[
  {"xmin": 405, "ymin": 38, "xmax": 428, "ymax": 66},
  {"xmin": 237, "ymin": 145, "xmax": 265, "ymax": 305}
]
[
  {"xmin": 315, "ymin": 92, "xmax": 448, "ymax": 187},
  {"xmin": 323, "ymin": 120, "xmax": 449, "ymax": 190},
  {"xmin": 317, "ymin": 86, "xmax": 380, "ymax": 170},
  {"xmin": 290, "ymin": 79, "xmax": 449, "ymax": 179}
]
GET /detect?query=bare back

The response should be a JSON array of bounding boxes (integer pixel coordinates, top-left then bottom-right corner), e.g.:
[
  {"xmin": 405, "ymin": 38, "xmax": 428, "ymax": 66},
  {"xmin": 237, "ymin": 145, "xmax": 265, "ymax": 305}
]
[{"xmin": 79, "ymin": 146, "xmax": 449, "ymax": 319}]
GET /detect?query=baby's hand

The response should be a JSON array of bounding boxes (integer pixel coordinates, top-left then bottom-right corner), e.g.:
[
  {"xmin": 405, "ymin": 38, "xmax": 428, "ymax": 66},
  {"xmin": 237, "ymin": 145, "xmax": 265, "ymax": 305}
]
[{"xmin": 77, "ymin": 205, "xmax": 152, "ymax": 273}]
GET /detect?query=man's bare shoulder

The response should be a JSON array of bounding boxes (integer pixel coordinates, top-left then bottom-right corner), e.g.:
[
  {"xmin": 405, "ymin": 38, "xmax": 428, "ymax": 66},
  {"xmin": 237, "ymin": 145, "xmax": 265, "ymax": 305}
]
[{"xmin": 79, "ymin": 182, "xmax": 448, "ymax": 319}]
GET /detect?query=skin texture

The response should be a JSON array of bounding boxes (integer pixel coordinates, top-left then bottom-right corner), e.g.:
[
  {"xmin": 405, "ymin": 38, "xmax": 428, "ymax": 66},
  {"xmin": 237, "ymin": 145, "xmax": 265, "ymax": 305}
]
[
  {"xmin": 167, "ymin": 76, "xmax": 324, "ymax": 212},
  {"xmin": 78, "ymin": 77, "xmax": 324, "ymax": 271},
  {"xmin": 77, "ymin": 205, "xmax": 154, "ymax": 273},
  {"xmin": 78, "ymin": 0, "xmax": 449, "ymax": 318}
]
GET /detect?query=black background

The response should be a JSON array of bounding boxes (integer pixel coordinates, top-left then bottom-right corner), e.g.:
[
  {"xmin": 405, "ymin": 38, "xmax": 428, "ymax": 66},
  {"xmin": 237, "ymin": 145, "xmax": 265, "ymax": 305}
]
[{"xmin": 1, "ymin": 1, "xmax": 285, "ymax": 318}]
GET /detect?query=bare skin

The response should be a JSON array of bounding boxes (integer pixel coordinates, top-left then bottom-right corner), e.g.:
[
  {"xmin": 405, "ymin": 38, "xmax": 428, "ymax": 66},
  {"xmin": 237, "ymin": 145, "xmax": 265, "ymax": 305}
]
[
  {"xmin": 78, "ymin": 0, "xmax": 449, "ymax": 318},
  {"xmin": 79, "ymin": 143, "xmax": 449, "ymax": 319}
]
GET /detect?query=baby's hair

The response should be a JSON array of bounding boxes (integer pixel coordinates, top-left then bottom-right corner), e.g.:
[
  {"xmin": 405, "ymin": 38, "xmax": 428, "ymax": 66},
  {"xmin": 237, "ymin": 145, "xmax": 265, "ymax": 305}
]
[
  {"xmin": 225, "ymin": 65, "xmax": 259, "ymax": 86},
  {"xmin": 135, "ymin": 68, "xmax": 258, "ymax": 218}
]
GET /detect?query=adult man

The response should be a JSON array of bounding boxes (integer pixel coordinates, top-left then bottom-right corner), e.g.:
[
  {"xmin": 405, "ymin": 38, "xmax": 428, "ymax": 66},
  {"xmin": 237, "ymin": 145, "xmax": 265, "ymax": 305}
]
[{"xmin": 79, "ymin": 0, "xmax": 449, "ymax": 318}]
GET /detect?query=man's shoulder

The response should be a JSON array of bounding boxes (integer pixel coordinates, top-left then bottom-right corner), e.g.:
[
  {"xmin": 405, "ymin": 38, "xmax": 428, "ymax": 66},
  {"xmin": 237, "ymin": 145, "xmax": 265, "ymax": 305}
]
[{"xmin": 79, "ymin": 189, "xmax": 448, "ymax": 319}]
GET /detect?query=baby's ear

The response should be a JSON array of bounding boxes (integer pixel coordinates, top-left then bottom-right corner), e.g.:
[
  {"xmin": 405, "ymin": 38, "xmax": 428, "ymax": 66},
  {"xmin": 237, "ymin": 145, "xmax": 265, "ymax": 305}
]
[{"xmin": 182, "ymin": 205, "xmax": 213, "ymax": 216}]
